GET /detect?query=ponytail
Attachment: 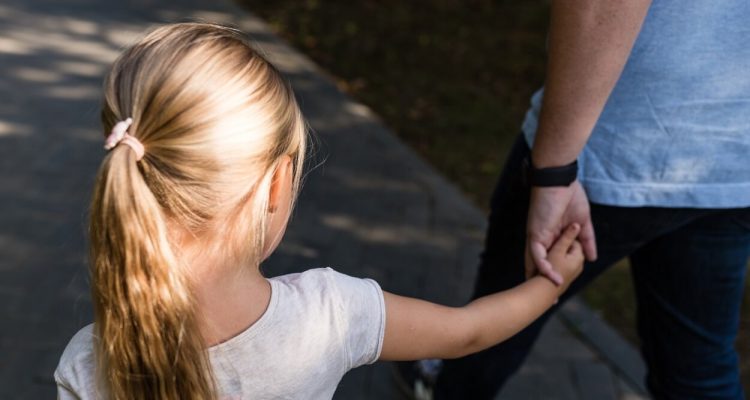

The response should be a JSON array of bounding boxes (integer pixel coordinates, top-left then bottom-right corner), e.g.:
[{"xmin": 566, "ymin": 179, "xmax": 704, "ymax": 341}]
[{"xmin": 89, "ymin": 146, "xmax": 214, "ymax": 399}]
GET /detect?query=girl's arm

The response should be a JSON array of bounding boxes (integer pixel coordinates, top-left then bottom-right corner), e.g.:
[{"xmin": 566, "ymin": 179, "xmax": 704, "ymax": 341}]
[{"xmin": 379, "ymin": 224, "xmax": 583, "ymax": 361}]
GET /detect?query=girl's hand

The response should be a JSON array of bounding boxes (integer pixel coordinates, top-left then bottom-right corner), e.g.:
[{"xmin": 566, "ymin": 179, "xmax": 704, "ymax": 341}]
[{"xmin": 546, "ymin": 223, "xmax": 585, "ymax": 291}]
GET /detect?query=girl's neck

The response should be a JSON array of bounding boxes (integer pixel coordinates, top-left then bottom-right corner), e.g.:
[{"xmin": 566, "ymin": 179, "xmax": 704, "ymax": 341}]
[{"xmin": 190, "ymin": 258, "xmax": 272, "ymax": 347}]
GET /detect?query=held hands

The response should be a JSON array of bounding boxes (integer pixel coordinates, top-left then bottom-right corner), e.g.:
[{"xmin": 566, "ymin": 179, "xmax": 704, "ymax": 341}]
[
  {"xmin": 525, "ymin": 181, "xmax": 597, "ymax": 286},
  {"xmin": 545, "ymin": 223, "xmax": 585, "ymax": 292}
]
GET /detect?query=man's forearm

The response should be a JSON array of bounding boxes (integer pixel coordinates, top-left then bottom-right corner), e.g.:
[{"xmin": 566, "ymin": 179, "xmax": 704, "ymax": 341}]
[{"xmin": 532, "ymin": 0, "xmax": 651, "ymax": 168}]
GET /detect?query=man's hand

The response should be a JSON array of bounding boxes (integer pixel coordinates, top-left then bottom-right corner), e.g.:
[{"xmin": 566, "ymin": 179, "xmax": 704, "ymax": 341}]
[{"xmin": 525, "ymin": 181, "xmax": 597, "ymax": 285}]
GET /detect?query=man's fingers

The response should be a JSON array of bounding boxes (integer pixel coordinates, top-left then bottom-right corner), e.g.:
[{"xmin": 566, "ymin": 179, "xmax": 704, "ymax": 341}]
[
  {"xmin": 530, "ymin": 240, "xmax": 548, "ymax": 271},
  {"xmin": 579, "ymin": 221, "xmax": 598, "ymax": 261},
  {"xmin": 540, "ymin": 259, "xmax": 563, "ymax": 286},
  {"xmin": 531, "ymin": 241, "xmax": 563, "ymax": 286},
  {"xmin": 524, "ymin": 248, "xmax": 536, "ymax": 280}
]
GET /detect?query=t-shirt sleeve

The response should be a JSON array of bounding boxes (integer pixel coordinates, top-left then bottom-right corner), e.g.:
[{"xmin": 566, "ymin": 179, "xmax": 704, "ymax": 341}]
[
  {"xmin": 54, "ymin": 324, "xmax": 97, "ymax": 400},
  {"xmin": 55, "ymin": 379, "xmax": 82, "ymax": 400},
  {"xmin": 326, "ymin": 269, "xmax": 386, "ymax": 369}
]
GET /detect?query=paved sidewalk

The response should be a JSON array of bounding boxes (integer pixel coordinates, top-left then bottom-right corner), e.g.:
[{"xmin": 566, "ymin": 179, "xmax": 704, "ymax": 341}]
[{"xmin": 0, "ymin": 0, "xmax": 648, "ymax": 399}]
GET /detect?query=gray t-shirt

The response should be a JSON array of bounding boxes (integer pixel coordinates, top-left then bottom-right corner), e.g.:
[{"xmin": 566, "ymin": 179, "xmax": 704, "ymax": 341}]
[{"xmin": 55, "ymin": 268, "xmax": 386, "ymax": 399}]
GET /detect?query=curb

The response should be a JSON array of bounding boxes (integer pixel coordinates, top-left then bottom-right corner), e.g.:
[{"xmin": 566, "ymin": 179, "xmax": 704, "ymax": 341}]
[{"xmin": 561, "ymin": 298, "xmax": 648, "ymax": 395}]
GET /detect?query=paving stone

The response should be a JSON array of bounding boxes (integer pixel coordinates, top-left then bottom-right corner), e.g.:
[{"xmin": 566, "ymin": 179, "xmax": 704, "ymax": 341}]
[
  {"xmin": 572, "ymin": 360, "xmax": 618, "ymax": 400},
  {"xmin": 497, "ymin": 357, "xmax": 579, "ymax": 400},
  {"xmin": 560, "ymin": 298, "xmax": 648, "ymax": 394},
  {"xmin": 532, "ymin": 316, "xmax": 598, "ymax": 361}
]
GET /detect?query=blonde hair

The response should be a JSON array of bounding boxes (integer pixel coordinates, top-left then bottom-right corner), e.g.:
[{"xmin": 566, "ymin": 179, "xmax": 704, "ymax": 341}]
[{"xmin": 89, "ymin": 23, "xmax": 306, "ymax": 399}]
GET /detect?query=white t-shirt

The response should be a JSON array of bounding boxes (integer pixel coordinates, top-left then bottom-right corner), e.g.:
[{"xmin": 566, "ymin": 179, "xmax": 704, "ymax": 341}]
[{"xmin": 55, "ymin": 268, "xmax": 386, "ymax": 399}]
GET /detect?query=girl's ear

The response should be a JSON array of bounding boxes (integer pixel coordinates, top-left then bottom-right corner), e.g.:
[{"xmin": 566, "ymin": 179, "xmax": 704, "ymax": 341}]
[{"xmin": 267, "ymin": 155, "xmax": 293, "ymax": 214}]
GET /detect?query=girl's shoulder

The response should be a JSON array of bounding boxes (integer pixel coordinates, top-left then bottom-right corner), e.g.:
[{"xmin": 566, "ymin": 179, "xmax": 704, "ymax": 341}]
[
  {"xmin": 271, "ymin": 266, "xmax": 372, "ymax": 285},
  {"xmin": 270, "ymin": 267, "xmax": 383, "ymax": 304},
  {"xmin": 270, "ymin": 266, "xmax": 339, "ymax": 284},
  {"xmin": 55, "ymin": 324, "xmax": 99, "ymax": 399}
]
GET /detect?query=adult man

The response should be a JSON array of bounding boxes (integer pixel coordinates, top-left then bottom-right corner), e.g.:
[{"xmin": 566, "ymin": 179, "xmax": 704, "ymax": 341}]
[{"xmin": 408, "ymin": 1, "xmax": 750, "ymax": 399}]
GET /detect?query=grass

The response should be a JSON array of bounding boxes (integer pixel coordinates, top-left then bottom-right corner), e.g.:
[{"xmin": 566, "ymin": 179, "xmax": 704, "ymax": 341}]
[{"xmin": 239, "ymin": 0, "xmax": 749, "ymax": 391}]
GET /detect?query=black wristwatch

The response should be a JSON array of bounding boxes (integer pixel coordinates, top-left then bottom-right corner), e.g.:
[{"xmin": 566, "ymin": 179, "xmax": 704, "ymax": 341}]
[{"xmin": 523, "ymin": 156, "xmax": 578, "ymax": 187}]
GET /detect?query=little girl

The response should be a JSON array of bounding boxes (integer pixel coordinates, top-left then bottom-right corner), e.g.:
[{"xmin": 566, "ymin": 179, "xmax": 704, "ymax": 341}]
[{"xmin": 55, "ymin": 23, "xmax": 583, "ymax": 400}]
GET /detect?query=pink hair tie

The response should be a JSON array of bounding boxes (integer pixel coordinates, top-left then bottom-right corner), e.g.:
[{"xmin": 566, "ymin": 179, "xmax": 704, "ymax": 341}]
[{"xmin": 104, "ymin": 117, "xmax": 145, "ymax": 161}]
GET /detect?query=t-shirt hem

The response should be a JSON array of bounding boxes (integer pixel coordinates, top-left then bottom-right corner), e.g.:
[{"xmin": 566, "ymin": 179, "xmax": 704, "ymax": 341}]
[
  {"xmin": 522, "ymin": 87, "xmax": 750, "ymax": 209},
  {"xmin": 582, "ymin": 178, "xmax": 750, "ymax": 208},
  {"xmin": 364, "ymin": 278, "xmax": 386, "ymax": 364}
]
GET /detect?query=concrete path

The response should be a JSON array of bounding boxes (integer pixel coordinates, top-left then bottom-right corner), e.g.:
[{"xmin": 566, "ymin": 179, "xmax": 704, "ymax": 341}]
[{"xmin": 0, "ymin": 0, "xmax": 648, "ymax": 398}]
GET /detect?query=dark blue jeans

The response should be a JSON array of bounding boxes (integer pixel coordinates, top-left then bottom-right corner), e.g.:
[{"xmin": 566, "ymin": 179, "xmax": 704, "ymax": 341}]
[{"xmin": 435, "ymin": 136, "xmax": 750, "ymax": 400}]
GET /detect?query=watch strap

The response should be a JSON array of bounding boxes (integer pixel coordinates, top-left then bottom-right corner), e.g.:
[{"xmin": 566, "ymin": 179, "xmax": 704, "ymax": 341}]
[{"xmin": 525, "ymin": 157, "xmax": 578, "ymax": 187}]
